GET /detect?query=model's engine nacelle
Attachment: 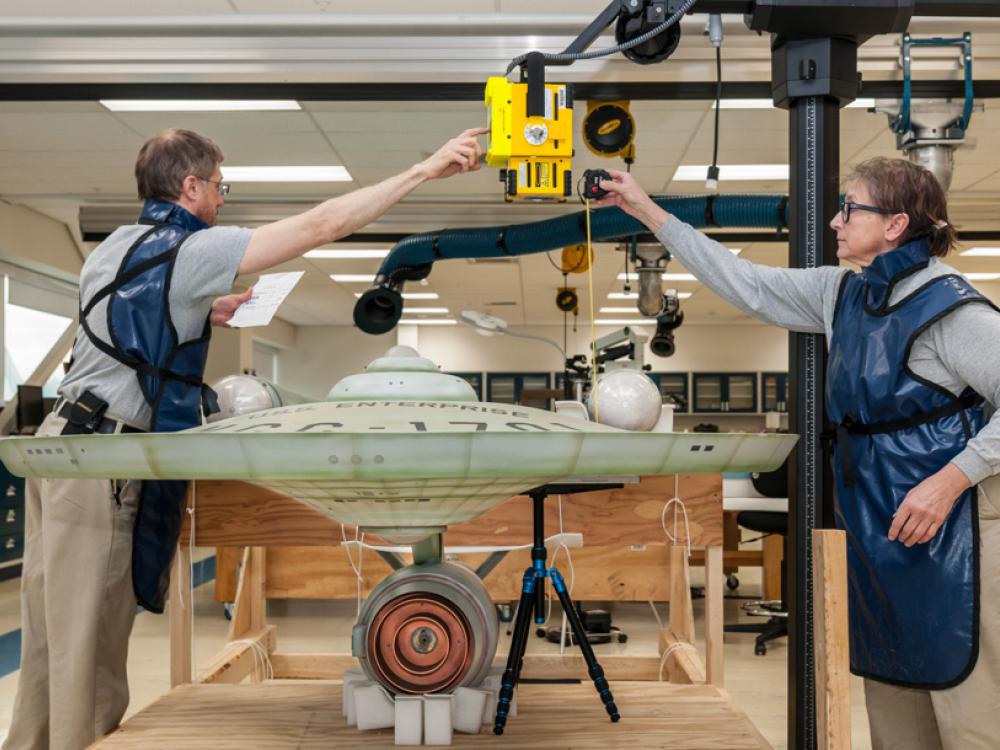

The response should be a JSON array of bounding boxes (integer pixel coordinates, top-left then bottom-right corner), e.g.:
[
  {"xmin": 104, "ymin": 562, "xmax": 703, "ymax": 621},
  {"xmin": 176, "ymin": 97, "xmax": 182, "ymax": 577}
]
[{"xmin": 352, "ymin": 562, "xmax": 499, "ymax": 695}]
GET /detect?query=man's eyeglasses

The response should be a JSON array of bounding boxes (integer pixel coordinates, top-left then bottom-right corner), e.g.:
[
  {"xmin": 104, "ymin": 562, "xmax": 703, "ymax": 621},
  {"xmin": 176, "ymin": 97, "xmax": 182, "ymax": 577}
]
[
  {"xmin": 839, "ymin": 200, "xmax": 899, "ymax": 223},
  {"xmin": 199, "ymin": 177, "xmax": 231, "ymax": 197}
]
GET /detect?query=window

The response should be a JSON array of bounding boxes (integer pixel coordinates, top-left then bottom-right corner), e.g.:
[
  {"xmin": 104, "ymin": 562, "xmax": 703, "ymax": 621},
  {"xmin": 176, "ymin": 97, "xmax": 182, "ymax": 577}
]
[{"xmin": 4, "ymin": 277, "xmax": 76, "ymax": 402}]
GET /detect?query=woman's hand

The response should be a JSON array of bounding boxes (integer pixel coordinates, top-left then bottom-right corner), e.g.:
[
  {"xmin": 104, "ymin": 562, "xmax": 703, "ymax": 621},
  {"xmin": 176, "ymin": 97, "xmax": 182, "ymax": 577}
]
[
  {"xmin": 888, "ymin": 463, "xmax": 972, "ymax": 546},
  {"xmin": 591, "ymin": 169, "xmax": 669, "ymax": 231}
]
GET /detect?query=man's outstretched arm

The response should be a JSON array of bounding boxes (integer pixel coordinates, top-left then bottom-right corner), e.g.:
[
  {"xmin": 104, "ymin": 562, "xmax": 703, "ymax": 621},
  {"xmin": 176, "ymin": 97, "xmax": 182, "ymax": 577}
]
[{"xmin": 238, "ymin": 127, "xmax": 487, "ymax": 276}]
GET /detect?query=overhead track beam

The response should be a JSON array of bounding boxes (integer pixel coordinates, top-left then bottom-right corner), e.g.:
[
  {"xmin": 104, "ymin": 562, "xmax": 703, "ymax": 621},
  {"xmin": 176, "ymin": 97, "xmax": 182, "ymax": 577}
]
[{"xmin": 3, "ymin": 80, "xmax": 1000, "ymax": 102}]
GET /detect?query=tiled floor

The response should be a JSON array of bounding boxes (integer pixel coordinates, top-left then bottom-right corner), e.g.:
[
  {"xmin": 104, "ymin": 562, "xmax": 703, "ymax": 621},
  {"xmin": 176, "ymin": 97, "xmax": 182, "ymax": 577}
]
[{"xmin": 0, "ymin": 552, "xmax": 872, "ymax": 749}]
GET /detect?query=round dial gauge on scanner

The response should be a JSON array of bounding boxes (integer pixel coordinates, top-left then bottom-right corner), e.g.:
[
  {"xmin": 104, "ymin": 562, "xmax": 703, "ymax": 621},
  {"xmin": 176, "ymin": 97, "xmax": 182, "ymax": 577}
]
[{"xmin": 524, "ymin": 123, "xmax": 548, "ymax": 146}]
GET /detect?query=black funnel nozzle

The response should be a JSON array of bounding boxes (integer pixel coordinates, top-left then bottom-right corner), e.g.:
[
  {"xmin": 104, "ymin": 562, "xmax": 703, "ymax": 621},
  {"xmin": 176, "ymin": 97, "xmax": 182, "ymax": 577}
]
[{"xmin": 354, "ymin": 286, "xmax": 404, "ymax": 334}]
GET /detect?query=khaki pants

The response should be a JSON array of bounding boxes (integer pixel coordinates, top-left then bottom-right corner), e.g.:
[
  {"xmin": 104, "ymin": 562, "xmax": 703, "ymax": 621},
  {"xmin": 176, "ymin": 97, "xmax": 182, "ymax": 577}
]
[
  {"xmin": 865, "ymin": 486, "xmax": 1000, "ymax": 750},
  {"xmin": 3, "ymin": 413, "xmax": 141, "ymax": 750}
]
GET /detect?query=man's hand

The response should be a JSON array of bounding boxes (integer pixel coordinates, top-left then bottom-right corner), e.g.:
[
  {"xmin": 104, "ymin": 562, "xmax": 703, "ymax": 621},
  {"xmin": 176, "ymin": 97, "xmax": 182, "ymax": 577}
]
[
  {"xmin": 591, "ymin": 169, "xmax": 670, "ymax": 231},
  {"xmin": 417, "ymin": 127, "xmax": 488, "ymax": 181},
  {"xmin": 888, "ymin": 463, "xmax": 972, "ymax": 547},
  {"xmin": 211, "ymin": 287, "xmax": 253, "ymax": 327}
]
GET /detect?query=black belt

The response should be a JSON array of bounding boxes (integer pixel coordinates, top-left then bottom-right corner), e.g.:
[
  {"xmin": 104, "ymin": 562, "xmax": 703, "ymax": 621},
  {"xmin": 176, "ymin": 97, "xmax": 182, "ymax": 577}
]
[
  {"xmin": 57, "ymin": 402, "xmax": 144, "ymax": 434},
  {"xmin": 822, "ymin": 391, "xmax": 981, "ymax": 487}
]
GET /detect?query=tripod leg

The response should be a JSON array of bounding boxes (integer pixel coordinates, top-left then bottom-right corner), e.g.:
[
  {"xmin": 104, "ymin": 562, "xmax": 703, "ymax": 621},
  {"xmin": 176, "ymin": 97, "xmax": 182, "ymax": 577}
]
[
  {"xmin": 493, "ymin": 569, "xmax": 537, "ymax": 735},
  {"xmin": 551, "ymin": 568, "xmax": 620, "ymax": 722}
]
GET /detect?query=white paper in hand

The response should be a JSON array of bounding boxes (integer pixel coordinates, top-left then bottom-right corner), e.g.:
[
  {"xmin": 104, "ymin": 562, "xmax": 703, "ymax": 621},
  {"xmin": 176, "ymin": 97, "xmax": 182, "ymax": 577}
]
[{"xmin": 227, "ymin": 271, "xmax": 304, "ymax": 328}]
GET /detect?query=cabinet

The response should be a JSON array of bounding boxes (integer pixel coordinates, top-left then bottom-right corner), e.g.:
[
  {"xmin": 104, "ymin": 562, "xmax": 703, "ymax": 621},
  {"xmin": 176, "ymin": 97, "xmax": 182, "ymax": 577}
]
[
  {"xmin": 692, "ymin": 373, "xmax": 757, "ymax": 413},
  {"xmin": 486, "ymin": 373, "xmax": 553, "ymax": 410},
  {"xmin": 648, "ymin": 373, "xmax": 689, "ymax": 413},
  {"xmin": 762, "ymin": 372, "xmax": 789, "ymax": 413},
  {"xmin": 446, "ymin": 372, "xmax": 483, "ymax": 400}
]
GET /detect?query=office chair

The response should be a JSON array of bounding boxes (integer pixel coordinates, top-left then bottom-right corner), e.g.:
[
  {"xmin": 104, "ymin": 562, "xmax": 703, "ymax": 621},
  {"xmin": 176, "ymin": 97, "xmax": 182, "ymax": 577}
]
[{"xmin": 723, "ymin": 460, "xmax": 789, "ymax": 656}]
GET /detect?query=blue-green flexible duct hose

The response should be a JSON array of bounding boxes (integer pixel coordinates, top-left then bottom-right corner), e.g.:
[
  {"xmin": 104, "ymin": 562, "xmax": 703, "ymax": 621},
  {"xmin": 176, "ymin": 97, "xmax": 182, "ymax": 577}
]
[{"xmin": 354, "ymin": 194, "xmax": 788, "ymax": 334}]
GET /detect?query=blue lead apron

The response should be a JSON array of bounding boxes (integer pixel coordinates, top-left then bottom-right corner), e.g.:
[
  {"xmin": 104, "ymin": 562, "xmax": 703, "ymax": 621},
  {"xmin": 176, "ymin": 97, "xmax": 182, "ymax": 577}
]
[
  {"xmin": 79, "ymin": 199, "xmax": 218, "ymax": 613},
  {"xmin": 827, "ymin": 238, "xmax": 996, "ymax": 688}
]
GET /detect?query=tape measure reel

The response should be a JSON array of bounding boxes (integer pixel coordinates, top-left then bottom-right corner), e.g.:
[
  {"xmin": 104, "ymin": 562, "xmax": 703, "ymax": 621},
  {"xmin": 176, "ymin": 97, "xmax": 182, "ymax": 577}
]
[{"xmin": 583, "ymin": 101, "xmax": 636, "ymax": 160}]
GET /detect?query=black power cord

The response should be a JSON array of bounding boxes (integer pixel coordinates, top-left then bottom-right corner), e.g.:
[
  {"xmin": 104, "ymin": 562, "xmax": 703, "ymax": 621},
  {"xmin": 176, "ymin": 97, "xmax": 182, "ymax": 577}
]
[{"xmin": 706, "ymin": 44, "xmax": 722, "ymax": 189}]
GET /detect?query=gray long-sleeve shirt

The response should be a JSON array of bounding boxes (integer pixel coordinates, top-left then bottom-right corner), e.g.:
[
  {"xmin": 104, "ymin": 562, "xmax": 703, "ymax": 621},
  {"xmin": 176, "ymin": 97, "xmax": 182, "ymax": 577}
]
[{"xmin": 655, "ymin": 215, "xmax": 1000, "ymax": 486}]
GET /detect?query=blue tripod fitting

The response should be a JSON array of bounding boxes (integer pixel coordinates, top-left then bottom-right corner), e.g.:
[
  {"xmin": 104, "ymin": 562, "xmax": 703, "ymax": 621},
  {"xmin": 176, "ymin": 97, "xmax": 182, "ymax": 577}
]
[{"xmin": 493, "ymin": 485, "xmax": 622, "ymax": 735}]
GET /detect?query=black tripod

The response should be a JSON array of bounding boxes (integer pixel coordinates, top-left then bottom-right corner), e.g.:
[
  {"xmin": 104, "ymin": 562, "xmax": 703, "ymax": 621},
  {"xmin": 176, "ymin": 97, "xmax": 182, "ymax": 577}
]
[{"xmin": 493, "ymin": 485, "xmax": 621, "ymax": 734}]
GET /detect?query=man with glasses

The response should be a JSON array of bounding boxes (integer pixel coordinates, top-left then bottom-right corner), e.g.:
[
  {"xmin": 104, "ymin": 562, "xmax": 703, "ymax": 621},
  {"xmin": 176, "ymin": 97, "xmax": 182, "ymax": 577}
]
[
  {"xmin": 595, "ymin": 156, "xmax": 1000, "ymax": 749},
  {"xmin": 4, "ymin": 125, "xmax": 486, "ymax": 750}
]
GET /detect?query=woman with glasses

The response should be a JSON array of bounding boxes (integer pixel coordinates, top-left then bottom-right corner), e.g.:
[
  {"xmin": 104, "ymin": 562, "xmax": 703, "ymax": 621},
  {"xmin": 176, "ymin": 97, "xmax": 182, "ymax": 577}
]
[{"xmin": 599, "ymin": 156, "xmax": 1000, "ymax": 750}]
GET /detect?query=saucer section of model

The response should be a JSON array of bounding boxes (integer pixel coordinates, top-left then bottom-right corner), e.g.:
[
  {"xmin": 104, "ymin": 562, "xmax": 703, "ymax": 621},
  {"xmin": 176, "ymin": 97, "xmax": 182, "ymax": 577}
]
[{"xmin": 0, "ymin": 397, "xmax": 796, "ymax": 482}]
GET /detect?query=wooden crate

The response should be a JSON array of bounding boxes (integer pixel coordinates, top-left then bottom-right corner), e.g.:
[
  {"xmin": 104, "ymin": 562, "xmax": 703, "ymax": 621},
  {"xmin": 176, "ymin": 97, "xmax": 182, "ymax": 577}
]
[{"xmin": 91, "ymin": 681, "xmax": 772, "ymax": 750}]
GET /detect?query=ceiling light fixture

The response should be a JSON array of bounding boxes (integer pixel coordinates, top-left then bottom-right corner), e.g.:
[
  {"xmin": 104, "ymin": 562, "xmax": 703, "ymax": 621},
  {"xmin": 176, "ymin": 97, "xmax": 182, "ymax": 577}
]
[
  {"xmin": 960, "ymin": 247, "xmax": 1000, "ymax": 257},
  {"xmin": 609, "ymin": 291, "xmax": 692, "ymax": 300},
  {"xmin": 223, "ymin": 166, "xmax": 351, "ymax": 182},
  {"xmin": 616, "ymin": 273, "xmax": 698, "ymax": 282},
  {"xmin": 672, "ymin": 164, "xmax": 789, "ymax": 181},
  {"xmin": 594, "ymin": 319, "xmax": 657, "ymax": 326},
  {"xmin": 714, "ymin": 98, "xmax": 874, "ymax": 109},
  {"xmin": 305, "ymin": 249, "xmax": 389, "ymax": 259},
  {"xmin": 99, "ymin": 100, "xmax": 301, "ymax": 112},
  {"xmin": 353, "ymin": 292, "xmax": 439, "ymax": 301}
]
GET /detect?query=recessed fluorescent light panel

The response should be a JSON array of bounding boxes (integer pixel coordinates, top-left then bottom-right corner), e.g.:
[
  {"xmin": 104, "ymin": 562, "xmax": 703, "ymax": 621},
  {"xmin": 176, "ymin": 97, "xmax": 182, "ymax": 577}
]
[
  {"xmin": 331, "ymin": 274, "xmax": 377, "ymax": 283},
  {"xmin": 398, "ymin": 319, "xmax": 457, "ymax": 326},
  {"xmin": 960, "ymin": 247, "xmax": 1000, "ymax": 257},
  {"xmin": 966, "ymin": 273, "xmax": 1000, "ymax": 281},
  {"xmin": 594, "ymin": 319, "xmax": 656, "ymax": 326},
  {"xmin": 400, "ymin": 307, "xmax": 449, "ymax": 315},
  {"xmin": 673, "ymin": 164, "xmax": 789, "ymax": 181},
  {"xmin": 600, "ymin": 307, "xmax": 657, "ymax": 313},
  {"xmin": 306, "ymin": 249, "xmax": 389, "ymax": 259},
  {"xmin": 99, "ymin": 100, "xmax": 301, "ymax": 112},
  {"xmin": 608, "ymin": 291, "xmax": 692, "ymax": 300},
  {"xmin": 714, "ymin": 98, "xmax": 873, "ymax": 109},
  {"xmin": 616, "ymin": 273, "xmax": 697, "ymax": 282},
  {"xmin": 353, "ymin": 292, "xmax": 439, "ymax": 300},
  {"xmin": 224, "ymin": 166, "xmax": 351, "ymax": 182}
]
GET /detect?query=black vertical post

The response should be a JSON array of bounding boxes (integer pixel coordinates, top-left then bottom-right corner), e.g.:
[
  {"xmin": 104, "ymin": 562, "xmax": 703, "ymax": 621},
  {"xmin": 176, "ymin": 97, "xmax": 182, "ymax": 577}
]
[{"xmin": 771, "ymin": 34, "xmax": 856, "ymax": 750}]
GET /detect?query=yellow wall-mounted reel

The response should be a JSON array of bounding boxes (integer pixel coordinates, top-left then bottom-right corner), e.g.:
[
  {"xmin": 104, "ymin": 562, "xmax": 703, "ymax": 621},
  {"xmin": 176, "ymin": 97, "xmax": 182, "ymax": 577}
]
[
  {"xmin": 560, "ymin": 244, "xmax": 592, "ymax": 274},
  {"xmin": 484, "ymin": 76, "xmax": 574, "ymax": 202},
  {"xmin": 582, "ymin": 100, "xmax": 636, "ymax": 162}
]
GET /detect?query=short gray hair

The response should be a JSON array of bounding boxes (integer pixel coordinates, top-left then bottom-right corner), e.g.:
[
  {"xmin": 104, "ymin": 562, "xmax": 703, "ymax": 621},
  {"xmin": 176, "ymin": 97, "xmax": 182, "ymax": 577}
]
[{"xmin": 134, "ymin": 128, "xmax": 224, "ymax": 201}]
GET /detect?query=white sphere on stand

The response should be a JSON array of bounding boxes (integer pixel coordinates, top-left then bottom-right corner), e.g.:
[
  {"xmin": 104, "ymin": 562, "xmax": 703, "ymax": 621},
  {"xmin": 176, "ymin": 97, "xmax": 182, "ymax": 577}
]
[{"xmin": 586, "ymin": 369, "xmax": 662, "ymax": 432}]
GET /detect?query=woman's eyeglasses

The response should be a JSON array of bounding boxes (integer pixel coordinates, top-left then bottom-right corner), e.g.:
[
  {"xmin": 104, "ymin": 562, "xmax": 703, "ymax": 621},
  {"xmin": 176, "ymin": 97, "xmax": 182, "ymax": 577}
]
[{"xmin": 839, "ymin": 200, "xmax": 899, "ymax": 223}]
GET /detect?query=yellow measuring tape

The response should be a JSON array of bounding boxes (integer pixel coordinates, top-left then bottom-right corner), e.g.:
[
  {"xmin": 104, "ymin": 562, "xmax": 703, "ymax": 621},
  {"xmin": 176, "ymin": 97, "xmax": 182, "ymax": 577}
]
[{"xmin": 585, "ymin": 198, "xmax": 599, "ymax": 423}]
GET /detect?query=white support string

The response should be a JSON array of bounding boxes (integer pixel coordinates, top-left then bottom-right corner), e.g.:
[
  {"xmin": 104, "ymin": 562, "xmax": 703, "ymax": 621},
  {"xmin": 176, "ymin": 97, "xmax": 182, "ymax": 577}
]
[
  {"xmin": 187, "ymin": 480, "xmax": 197, "ymax": 674},
  {"xmin": 341, "ymin": 524, "xmax": 365, "ymax": 618},
  {"xmin": 660, "ymin": 474, "xmax": 692, "ymax": 557},
  {"xmin": 658, "ymin": 640, "xmax": 700, "ymax": 682},
  {"xmin": 648, "ymin": 600, "xmax": 665, "ymax": 631},
  {"xmin": 544, "ymin": 495, "xmax": 576, "ymax": 636},
  {"xmin": 226, "ymin": 638, "xmax": 274, "ymax": 682}
]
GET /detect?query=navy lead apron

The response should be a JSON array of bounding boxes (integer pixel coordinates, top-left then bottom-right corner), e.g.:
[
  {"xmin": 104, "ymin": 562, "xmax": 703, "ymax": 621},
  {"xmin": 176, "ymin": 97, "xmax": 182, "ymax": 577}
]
[
  {"xmin": 80, "ymin": 199, "xmax": 218, "ymax": 613},
  {"xmin": 827, "ymin": 238, "xmax": 997, "ymax": 688}
]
